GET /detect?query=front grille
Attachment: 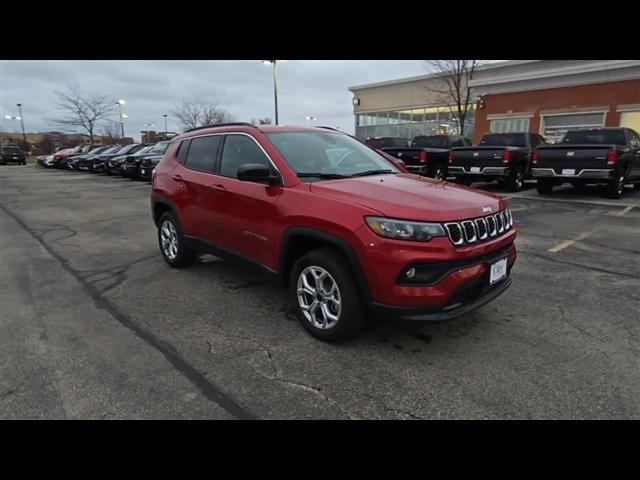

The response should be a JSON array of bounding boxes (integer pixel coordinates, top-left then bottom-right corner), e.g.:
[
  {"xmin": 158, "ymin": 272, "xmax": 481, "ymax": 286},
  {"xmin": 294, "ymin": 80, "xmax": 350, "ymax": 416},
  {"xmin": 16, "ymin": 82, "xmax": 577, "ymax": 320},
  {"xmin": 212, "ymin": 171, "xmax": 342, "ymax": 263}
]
[{"xmin": 445, "ymin": 208, "xmax": 513, "ymax": 246}]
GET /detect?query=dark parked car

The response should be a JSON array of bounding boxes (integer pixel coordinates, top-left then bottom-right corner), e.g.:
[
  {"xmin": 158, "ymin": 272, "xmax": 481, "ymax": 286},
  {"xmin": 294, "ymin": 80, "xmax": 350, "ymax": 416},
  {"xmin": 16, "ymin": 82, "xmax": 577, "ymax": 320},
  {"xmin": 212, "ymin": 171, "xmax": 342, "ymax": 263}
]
[
  {"xmin": 448, "ymin": 132, "xmax": 547, "ymax": 191},
  {"xmin": 151, "ymin": 123, "xmax": 516, "ymax": 342},
  {"xmin": 123, "ymin": 141, "xmax": 170, "ymax": 179},
  {"xmin": 382, "ymin": 134, "xmax": 472, "ymax": 180},
  {"xmin": 1, "ymin": 146, "xmax": 27, "ymax": 165},
  {"xmin": 58, "ymin": 144, "xmax": 107, "ymax": 169},
  {"xmin": 364, "ymin": 137, "xmax": 411, "ymax": 149},
  {"xmin": 106, "ymin": 145, "xmax": 154, "ymax": 176},
  {"xmin": 77, "ymin": 145, "xmax": 123, "ymax": 171},
  {"xmin": 89, "ymin": 143, "xmax": 148, "ymax": 173},
  {"xmin": 67, "ymin": 145, "xmax": 116, "ymax": 170},
  {"xmin": 532, "ymin": 127, "xmax": 640, "ymax": 198}
]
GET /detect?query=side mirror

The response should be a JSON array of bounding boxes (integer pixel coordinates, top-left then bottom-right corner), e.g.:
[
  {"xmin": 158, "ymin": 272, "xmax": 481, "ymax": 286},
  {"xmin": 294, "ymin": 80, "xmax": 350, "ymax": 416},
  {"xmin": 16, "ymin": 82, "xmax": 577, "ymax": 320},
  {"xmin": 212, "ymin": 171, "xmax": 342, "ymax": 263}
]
[{"xmin": 237, "ymin": 163, "xmax": 281, "ymax": 185}]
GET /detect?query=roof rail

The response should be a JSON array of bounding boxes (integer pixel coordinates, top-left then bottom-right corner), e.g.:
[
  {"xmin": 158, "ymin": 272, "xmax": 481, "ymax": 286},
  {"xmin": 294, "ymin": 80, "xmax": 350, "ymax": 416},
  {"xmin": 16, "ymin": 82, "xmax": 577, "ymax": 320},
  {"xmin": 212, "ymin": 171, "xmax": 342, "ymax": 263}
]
[
  {"xmin": 184, "ymin": 122, "xmax": 260, "ymax": 133},
  {"xmin": 315, "ymin": 126, "xmax": 345, "ymax": 133}
]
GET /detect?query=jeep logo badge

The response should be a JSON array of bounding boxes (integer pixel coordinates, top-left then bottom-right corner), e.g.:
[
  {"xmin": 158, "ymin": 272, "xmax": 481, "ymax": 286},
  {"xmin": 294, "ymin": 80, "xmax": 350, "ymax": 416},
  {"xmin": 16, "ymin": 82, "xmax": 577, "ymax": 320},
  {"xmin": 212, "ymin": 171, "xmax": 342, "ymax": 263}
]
[
  {"xmin": 567, "ymin": 151, "xmax": 575, "ymax": 157},
  {"xmin": 482, "ymin": 206, "xmax": 493, "ymax": 213}
]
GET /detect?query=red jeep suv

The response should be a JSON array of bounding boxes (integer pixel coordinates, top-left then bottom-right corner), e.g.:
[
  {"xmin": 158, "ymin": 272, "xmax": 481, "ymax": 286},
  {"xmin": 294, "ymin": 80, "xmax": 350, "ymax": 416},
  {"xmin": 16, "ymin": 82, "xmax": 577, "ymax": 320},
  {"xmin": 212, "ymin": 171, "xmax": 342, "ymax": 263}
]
[{"xmin": 151, "ymin": 123, "xmax": 517, "ymax": 341}]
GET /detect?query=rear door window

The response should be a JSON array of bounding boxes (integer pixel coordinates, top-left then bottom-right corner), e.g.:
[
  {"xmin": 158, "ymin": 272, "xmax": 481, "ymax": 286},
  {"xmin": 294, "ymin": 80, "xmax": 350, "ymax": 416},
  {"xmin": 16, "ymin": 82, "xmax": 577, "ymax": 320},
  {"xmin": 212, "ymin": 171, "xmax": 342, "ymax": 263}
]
[{"xmin": 184, "ymin": 135, "xmax": 222, "ymax": 173}]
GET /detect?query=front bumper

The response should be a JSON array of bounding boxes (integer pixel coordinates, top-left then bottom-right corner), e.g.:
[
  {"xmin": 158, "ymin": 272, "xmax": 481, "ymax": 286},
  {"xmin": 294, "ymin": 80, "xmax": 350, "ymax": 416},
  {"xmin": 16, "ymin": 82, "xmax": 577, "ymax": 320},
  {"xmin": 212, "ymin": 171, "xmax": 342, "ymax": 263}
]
[
  {"xmin": 531, "ymin": 168, "xmax": 613, "ymax": 179},
  {"xmin": 449, "ymin": 166, "xmax": 509, "ymax": 176},
  {"xmin": 372, "ymin": 276, "xmax": 512, "ymax": 322}
]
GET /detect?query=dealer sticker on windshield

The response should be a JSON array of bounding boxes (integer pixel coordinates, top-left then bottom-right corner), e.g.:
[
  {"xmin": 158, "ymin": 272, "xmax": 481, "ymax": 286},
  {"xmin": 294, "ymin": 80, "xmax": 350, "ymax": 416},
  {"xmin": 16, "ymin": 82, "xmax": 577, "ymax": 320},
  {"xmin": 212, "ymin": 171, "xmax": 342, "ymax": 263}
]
[{"xmin": 489, "ymin": 258, "xmax": 508, "ymax": 285}]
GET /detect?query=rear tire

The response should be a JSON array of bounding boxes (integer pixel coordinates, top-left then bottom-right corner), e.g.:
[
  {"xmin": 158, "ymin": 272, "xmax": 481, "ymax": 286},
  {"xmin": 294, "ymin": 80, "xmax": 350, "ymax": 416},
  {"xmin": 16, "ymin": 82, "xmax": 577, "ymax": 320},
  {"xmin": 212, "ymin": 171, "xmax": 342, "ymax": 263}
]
[
  {"xmin": 536, "ymin": 179, "xmax": 554, "ymax": 194},
  {"xmin": 605, "ymin": 174, "xmax": 625, "ymax": 199},
  {"xmin": 289, "ymin": 248, "xmax": 365, "ymax": 342},
  {"xmin": 157, "ymin": 212, "xmax": 196, "ymax": 268},
  {"xmin": 507, "ymin": 167, "xmax": 525, "ymax": 192}
]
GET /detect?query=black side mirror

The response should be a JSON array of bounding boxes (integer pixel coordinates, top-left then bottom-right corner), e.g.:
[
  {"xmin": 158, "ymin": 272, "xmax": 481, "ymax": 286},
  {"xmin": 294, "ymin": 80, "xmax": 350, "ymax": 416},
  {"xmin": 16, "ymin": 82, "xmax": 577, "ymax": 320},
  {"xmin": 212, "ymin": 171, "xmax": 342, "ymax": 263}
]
[{"xmin": 237, "ymin": 163, "xmax": 281, "ymax": 185}]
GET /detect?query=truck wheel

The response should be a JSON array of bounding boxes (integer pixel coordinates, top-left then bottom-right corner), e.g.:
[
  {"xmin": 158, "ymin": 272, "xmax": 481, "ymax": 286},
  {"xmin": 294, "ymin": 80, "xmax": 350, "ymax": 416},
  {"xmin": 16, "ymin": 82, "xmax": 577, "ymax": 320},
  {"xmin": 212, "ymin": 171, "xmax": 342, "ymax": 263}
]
[
  {"xmin": 431, "ymin": 166, "xmax": 445, "ymax": 180},
  {"xmin": 290, "ymin": 247, "xmax": 365, "ymax": 342},
  {"xmin": 536, "ymin": 179, "xmax": 554, "ymax": 194},
  {"xmin": 157, "ymin": 212, "xmax": 196, "ymax": 268},
  {"xmin": 605, "ymin": 175, "xmax": 625, "ymax": 199},
  {"xmin": 507, "ymin": 168, "xmax": 525, "ymax": 192}
]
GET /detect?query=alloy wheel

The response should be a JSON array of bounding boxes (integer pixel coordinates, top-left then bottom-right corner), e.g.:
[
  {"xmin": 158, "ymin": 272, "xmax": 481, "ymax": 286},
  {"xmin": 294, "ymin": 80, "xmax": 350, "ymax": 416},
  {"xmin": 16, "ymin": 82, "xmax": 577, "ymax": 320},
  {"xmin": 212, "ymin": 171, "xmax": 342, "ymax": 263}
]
[
  {"xmin": 296, "ymin": 266, "xmax": 342, "ymax": 330},
  {"xmin": 160, "ymin": 220, "xmax": 179, "ymax": 260}
]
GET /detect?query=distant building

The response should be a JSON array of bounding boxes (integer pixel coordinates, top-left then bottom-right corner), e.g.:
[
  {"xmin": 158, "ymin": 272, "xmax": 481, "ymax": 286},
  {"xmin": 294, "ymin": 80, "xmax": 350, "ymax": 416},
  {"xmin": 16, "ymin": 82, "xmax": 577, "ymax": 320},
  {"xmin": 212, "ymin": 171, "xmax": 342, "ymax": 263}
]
[{"xmin": 140, "ymin": 131, "xmax": 178, "ymax": 143}]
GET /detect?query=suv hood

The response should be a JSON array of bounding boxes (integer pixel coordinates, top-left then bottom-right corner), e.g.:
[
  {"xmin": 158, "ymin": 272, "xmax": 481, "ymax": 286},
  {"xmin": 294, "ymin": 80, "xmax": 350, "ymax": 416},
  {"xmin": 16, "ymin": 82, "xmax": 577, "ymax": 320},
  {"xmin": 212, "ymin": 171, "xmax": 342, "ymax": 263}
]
[{"xmin": 309, "ymin": 173, "xmax": 505, "ymax": 222}]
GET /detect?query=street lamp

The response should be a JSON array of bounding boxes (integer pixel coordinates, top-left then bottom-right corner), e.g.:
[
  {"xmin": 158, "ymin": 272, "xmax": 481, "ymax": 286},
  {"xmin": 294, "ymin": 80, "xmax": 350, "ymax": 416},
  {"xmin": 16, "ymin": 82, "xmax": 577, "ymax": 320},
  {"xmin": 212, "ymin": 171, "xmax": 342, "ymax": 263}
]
[
  {"xmin": 163, "ymin": 114, "xmax": 168, "ymax": 133},
  {"xmin": 305, "ymin": 116, "xmax": 316, "ymax": 126},
  {"xmin": 16, "ymin": 104, "xmax": 27, "ymax": 149},
  {"xmin": 116, "ymin": 100, "xmax": 126, "ymax": 138},
  {"xmin": 262, "ymin": 60, "xmax": 286, "ymax": 125}
]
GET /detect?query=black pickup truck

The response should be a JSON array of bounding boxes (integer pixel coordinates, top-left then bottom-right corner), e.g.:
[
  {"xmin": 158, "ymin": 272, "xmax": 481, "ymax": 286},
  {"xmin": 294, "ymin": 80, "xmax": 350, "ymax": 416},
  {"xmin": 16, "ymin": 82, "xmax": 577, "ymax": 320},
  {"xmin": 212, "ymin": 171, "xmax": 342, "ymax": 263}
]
[
  {"xmin": 532, "ymin": 127, "xmax": 640, "ymax": 199},
  {"xmin": 381, "ymin": 135, "xmax": 472, "ymax": 180},
  {"xmin": 448, "ymin": 132, "xmax": 546, "ymax": 191},
  {"xmin": 364, "ymin": 137, "xmax": 410, "ymax": 149}
]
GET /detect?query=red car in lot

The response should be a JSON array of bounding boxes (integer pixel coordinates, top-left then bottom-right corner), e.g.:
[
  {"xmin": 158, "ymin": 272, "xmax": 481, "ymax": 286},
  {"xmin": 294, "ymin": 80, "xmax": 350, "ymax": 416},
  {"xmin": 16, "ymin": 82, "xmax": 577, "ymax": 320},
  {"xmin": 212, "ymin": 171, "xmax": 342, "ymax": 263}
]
[{"xmin": 151, "ymin": 123, "xmax": 516, "ymax": 341}]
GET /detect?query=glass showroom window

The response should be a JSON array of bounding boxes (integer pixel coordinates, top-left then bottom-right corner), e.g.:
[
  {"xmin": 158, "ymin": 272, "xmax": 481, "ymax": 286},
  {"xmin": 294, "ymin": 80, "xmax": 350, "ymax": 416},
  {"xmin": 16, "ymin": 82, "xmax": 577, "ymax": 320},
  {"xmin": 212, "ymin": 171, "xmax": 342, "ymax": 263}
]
[
  {"xmin": 489, "ymin": 117, "xmax": 530, "ymax": 134},
  {"xmin": 541, "ymin": 112, "xmax": 604, "ymax": 144},
  {"xmin": 619, "ymin": 111, "xmax": 640, "ymax": 132}
]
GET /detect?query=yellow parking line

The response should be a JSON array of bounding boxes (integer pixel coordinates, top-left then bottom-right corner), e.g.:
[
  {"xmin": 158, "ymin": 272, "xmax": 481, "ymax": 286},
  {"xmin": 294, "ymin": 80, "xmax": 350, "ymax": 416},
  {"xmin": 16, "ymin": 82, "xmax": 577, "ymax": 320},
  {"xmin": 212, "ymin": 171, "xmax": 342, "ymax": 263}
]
[
  {"xmin": 548, "ymin": 229, "xmax": 599, "ymax": 253},
  {"xmin": 616, "ymin": 200, "xmax": 639, "ymax": 216}
]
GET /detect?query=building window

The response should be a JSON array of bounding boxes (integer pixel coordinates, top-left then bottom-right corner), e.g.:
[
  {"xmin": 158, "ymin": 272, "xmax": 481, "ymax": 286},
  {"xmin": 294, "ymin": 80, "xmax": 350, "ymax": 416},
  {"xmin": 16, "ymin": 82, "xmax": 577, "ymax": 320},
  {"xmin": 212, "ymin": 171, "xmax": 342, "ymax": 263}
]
[
  {"xmin": 541, "ymin": 112, "xmax": 605, "ymax": 144},
  {"xmin": 489, "ymin": 117, "xmax": 530, "ymax": 134},
  {"xmin": 619, "ymin": 111, "xmax": 640, "ymax": 132}
]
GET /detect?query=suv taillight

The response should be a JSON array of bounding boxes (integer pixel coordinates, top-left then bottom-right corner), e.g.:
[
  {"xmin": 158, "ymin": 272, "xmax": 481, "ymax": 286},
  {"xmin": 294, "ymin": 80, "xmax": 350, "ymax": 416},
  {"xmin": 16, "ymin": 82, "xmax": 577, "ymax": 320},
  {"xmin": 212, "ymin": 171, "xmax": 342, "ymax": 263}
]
[
  {"xmin": 606, "ymin": 149, "xmax": 618, "ymax": 165},
  {"xmin": 532, "ymin": 150, "xmax": 539, "ymax": 165},
  {"xmin": 502, "ymin": 150, "xmax": 512, "ymax": 164},
  {"xmin": 448, "ymin": 151, "xmax": 454, "ymax": 164},
  {"xmin": 419, "ymin": 151, "xmax": 428, "ymax": 163}
]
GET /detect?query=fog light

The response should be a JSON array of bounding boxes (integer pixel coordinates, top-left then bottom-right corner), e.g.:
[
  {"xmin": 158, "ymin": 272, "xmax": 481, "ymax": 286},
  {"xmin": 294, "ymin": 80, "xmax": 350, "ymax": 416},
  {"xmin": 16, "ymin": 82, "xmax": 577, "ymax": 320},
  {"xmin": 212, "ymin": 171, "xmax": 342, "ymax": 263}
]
[{"xmin": 406, "ymin": 267, "xmax": 416, "ymax": 279}]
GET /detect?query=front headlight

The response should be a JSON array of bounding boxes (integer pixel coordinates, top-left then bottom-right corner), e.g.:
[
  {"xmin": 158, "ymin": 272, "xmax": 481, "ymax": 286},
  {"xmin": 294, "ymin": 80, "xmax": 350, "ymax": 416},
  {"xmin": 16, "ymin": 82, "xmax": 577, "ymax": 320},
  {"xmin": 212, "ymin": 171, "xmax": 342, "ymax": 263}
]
[{"xmin": 365, "ymin": 216, "xmax": 446, "ymax": 242}]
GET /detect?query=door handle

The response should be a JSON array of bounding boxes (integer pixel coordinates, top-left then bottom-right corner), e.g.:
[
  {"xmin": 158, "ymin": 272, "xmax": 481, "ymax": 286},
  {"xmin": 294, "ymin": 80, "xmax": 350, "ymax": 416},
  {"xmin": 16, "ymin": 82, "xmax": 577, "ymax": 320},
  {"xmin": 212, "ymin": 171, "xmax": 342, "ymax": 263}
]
[
  {"xmin": 209, "ymin": 184, "xmax": 227, "ymax": 193},
  {"xmin": 171, "ymin": 173, "xmax": 183, "ymax": 182}
]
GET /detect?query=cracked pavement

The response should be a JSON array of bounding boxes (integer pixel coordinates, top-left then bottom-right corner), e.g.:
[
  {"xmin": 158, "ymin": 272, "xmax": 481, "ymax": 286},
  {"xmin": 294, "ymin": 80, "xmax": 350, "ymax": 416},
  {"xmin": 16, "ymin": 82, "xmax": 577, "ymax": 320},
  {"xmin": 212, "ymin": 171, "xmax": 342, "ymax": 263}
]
[{"xmin": 1, "ymin": 166, "xmax": 639, "ymax": 419}]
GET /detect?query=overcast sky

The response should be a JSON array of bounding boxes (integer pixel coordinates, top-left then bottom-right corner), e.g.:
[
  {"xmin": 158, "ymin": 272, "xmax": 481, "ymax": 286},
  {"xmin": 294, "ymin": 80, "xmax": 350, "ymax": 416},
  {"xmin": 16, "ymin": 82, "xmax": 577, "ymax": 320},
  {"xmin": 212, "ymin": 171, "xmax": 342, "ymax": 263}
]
[{"xmin": 1, "ymin": 60, "xmax": 430, "ymax": 140}]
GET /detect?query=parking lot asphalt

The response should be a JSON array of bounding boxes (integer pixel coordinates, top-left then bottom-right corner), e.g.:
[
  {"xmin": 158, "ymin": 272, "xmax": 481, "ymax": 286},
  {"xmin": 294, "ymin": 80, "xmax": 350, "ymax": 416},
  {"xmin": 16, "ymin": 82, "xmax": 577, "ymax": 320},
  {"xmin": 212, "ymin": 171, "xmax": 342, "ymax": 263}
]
[{"xmin": 1, "ymin": 165, "xmax": 639, "ymax": 419}]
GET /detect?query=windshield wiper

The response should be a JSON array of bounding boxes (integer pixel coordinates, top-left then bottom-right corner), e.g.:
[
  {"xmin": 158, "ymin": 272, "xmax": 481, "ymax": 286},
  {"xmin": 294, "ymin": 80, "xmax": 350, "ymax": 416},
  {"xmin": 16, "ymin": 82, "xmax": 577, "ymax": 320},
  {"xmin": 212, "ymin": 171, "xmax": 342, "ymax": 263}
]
[
  {"xmin": 349, "ymin": 169, "xmax": 396, "ymax": 177},
  {"xmin": 297, "ymin": 172, "xmax": 349, "ymax": 179}
]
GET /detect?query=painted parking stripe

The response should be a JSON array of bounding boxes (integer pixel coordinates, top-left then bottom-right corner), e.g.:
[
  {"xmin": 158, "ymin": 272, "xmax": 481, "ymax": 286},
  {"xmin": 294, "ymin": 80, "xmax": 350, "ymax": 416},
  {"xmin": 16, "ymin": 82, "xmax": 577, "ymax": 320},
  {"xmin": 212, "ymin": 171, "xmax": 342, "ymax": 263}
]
[
  {"xmin": 616, "ymin": 200, "xmax": 639, "ymax": 216},
  {"xmin": 548, "ymin": 228, "xmax": 599, "ymax": 253}
]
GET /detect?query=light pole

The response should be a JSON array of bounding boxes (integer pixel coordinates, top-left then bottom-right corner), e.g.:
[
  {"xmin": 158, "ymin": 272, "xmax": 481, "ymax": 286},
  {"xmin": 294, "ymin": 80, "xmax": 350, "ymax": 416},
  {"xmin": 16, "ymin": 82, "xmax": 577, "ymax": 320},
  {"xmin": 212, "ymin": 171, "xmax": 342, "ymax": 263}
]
[
  {"xmin": 263, "ymin": 60, "xmax": 286, "ymax": 125},
  {"xmin": 16, "ymin": 103, "xmax": 27, "ymax": 150},
  {"xmin": 163, "ymin": 114, "xmax": 168, "ymax": 134},
  {"xmin": 305, "ymin": 116, "xmax": 316, "ymax": 126},
  {"xmin": 116, "ymin": 100, "xmax": 126, "ymax": 138}
]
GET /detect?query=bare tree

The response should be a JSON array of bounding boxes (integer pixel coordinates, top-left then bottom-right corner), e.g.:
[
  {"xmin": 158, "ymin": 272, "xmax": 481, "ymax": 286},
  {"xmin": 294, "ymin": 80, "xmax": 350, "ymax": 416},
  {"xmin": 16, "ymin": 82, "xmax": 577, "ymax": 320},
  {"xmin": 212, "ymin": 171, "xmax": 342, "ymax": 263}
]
[
  {"xmin": 424, "ymin": 60, "xmax": 481, "ymax": 137},
  {"xmin": 101, "ymin": 122, "xmax": 122, "ymax": 140},
  {"xmin": 53, "ymin": 84, "xmax": 116, "ymax": 144},
  {"xmin": 172, "ymin": 98, "xmax": 235, "ymax": 131},
  {"xmin": 251, "ymin": 117, "xmax": 272, "ymax": 125}
]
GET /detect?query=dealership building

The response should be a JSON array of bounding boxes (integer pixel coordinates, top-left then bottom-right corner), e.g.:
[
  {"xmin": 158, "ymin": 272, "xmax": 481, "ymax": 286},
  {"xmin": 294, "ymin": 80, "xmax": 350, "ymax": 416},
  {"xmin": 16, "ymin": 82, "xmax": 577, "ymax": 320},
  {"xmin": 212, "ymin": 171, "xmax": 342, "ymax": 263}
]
[{"xmin": 349, "ymin": 60, "xmax": 640, "ymax": 144}]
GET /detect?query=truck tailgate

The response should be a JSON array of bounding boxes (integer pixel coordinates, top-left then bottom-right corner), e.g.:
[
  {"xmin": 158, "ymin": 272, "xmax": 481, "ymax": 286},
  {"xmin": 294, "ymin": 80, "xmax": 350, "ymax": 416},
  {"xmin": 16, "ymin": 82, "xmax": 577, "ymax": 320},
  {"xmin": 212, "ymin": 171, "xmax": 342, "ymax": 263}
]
[
  {"xmin": 450, "ymin": 146, "xmax": 507, "ymax": 168},
  {"xmin": 536, "ymin": 145, "xmax": 612, "ymax": 173}
]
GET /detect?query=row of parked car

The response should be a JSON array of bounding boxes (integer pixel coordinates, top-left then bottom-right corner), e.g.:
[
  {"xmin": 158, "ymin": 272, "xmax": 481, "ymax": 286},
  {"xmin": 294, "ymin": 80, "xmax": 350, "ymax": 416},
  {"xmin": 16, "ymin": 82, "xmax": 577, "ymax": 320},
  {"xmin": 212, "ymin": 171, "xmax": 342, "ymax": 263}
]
[
  {"xmin": 366, "ymin": 127, "xmax": 640, "ymax": 199},
  {"xmin": 36, "ymin": 141, "xmax": 170, "ymax": 181}
]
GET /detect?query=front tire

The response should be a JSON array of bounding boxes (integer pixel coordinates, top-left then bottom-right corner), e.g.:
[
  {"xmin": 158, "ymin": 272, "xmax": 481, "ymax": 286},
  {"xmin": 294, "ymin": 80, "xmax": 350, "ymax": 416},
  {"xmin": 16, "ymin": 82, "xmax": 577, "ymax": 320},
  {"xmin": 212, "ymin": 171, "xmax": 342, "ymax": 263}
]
[
  {"xmin": 157, "ymin": 212, "xmax": 196, "ymax": 268},
  {"xmin": 536, "ymin": 179, "xmax": 554, "ymax": 194},
  {"xmin": 290, "ymin": 248, "xmax": 365, "ymax": 342}
]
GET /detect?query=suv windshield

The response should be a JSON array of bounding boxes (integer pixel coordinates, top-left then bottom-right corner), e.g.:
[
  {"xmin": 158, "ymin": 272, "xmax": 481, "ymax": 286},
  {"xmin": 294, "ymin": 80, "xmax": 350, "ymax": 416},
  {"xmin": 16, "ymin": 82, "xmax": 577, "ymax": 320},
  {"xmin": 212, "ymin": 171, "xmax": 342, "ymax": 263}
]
[
  {"xmin": 562, "ymin": 129, "xmax": 627, "ymax": 145},
  {"xmin": 480, "ymin": 133, "xmax": 527, "ymax": 147},
  {"xmin": 2, "ymin": 147, "xmax": 22, "ymax": 152},
  {"xmin": 267, "ymin": 132, "xmax": 399, "ymax": 180},
  {"xmin": 411, "ymin": 135, "xmax": 452, "ymax": 148}
]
